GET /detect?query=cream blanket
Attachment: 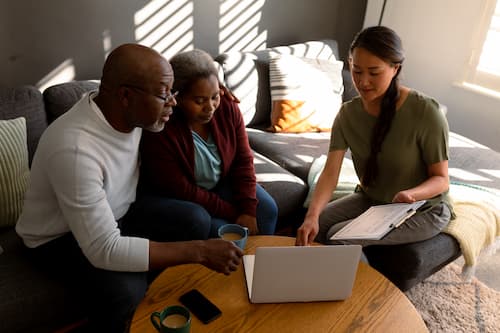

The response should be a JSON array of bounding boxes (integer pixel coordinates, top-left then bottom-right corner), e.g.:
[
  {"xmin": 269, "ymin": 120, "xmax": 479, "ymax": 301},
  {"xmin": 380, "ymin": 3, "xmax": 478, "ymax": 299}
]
[{"xmin": 444, "ymin": 183, "xmax": 500, "ymax": 280}]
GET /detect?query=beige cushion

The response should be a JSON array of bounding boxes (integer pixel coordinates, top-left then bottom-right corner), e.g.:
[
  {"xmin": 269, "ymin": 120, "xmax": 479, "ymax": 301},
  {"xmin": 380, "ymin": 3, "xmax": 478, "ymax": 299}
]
[
  {"xmin": 303, "ymin": 155, "xmax": 358, "ymax": 208},
  {"xmin": 0, "ymin": 117, "xmax": 29, "ymax": 227},
  {"xmin": 269, "ymin": 55, "xmax": 343, "ymax": 133}
]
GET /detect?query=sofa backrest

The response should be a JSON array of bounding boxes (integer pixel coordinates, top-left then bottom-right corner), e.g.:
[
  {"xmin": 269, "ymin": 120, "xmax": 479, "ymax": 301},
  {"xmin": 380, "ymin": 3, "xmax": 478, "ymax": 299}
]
[
  {"xmin": 215, "ymin": 40, "xmax": 341, "ymax": 128},
  {"xmin": 0, "ymin": 86, "xmax": 48, "ymax": 164},
  {"xmin": 43, "ymin": 80, "xmax": 100, "ymax": 122},
  {"xmin": 0, "ymin": 81, "xmax": 100, "ymax": 167}
]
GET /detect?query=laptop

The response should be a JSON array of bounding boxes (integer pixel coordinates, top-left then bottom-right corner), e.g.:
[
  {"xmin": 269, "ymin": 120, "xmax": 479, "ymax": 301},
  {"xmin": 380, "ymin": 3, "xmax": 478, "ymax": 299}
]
[{"xmin": 242, "ymin": 245, "xmax": 362, "ymax": 303}]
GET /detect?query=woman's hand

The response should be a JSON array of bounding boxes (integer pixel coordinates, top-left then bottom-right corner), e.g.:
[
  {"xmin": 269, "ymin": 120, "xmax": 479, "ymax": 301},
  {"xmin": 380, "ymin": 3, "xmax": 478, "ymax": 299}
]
[
  {"xmin": 235, "ymin": 214, "xmax": 258, "ymax": 235},
  {"xmin": 392, "ymin": 190, "xmax": 416, "ymax": 203},
  {"xmin": 295, "ymin": 216, "xmax": 319, "ymax": 246},
  {"xmin": 393, "ymin": 160, "xmax": 449, "ymax": 203}
]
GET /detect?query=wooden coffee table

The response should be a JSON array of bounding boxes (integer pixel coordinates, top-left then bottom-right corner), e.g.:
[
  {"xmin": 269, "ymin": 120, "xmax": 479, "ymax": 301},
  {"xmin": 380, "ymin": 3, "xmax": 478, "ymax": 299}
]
[{"xmin": 130, "ymin": 236, "xmax": 428, "ymax": 332}]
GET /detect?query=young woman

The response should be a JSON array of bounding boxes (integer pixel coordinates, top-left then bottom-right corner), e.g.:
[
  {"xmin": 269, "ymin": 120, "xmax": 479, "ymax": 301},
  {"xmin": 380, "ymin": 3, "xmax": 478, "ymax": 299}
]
[
  {"xmin": 135, "ymin": 49, "xmax": 277, "ymax": 240},
  {"xmin": 296, "ymin": 26, "xmax": 454, "ymax": 248}
]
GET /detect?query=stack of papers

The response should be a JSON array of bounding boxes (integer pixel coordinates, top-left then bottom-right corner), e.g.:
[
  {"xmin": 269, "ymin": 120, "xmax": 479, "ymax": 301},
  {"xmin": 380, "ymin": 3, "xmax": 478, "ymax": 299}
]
[{"xmin": 330, "ymin": 200, "xmax": 426, "ymax": 240}]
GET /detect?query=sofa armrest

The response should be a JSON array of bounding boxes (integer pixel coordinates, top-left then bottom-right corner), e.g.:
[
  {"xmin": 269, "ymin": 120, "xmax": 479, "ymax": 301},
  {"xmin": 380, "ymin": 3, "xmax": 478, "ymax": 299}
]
[{"xmin": 364, "ymin": 233, "xmax": 461, "ymax": 291}]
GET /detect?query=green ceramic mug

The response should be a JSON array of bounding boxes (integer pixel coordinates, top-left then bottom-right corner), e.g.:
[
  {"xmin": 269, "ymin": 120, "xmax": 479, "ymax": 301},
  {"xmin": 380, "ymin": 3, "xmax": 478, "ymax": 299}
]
[{"xmin": 150, "ymin": 305, "xmax": 191, "ymax": 333}]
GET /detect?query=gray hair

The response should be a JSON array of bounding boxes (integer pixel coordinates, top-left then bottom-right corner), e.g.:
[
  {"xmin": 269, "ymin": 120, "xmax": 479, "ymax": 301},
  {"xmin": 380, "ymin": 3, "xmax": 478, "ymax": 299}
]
[{"xmin": 169, "ymin": 49, "xmax": 218, "ymax": 95}]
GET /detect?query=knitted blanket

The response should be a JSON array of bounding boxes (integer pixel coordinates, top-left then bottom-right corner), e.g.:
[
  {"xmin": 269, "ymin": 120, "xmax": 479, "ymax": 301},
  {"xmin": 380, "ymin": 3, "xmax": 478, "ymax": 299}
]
[{"xmin": 444, "ymin": 183, "xmax": 500, "ymax": 280}]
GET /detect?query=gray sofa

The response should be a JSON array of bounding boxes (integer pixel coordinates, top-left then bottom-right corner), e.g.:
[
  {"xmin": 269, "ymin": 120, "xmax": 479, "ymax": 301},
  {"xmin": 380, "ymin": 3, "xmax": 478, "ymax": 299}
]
[
  {"xmin": 215, "ymin": 39, "xmax": 459, "ymax": 292},
  {"xmin": 0, "ymin": 83, "xmax": 94, "ymax": 333},
  {"xmin": 1, "ymin": 39, "xmax": 499, "ymax": 332}
]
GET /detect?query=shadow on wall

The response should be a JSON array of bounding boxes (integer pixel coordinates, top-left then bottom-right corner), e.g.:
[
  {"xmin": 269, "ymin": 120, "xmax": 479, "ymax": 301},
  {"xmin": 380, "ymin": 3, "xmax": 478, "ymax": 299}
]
[
  {"xmin": 3, "ymin": 0, "xmax": 265, "ymax": 89},
  {"xmin": 1, "ymin": 0, "xmax": 366, "ymax": 89}
]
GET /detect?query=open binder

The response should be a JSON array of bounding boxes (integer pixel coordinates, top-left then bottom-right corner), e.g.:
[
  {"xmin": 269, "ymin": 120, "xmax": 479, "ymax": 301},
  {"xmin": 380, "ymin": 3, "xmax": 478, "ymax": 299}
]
[{"xmin": 330, "ymin": 200, "xmax": 426, "ymax": 240}]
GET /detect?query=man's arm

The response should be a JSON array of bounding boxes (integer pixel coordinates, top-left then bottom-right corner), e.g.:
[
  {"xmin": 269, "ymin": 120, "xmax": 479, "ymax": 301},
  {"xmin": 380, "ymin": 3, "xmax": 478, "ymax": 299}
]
[
  {"xmin": 47, "ymin": 149, "xmax": 150, "ymax": 271},
  {"xmin": 149, "ymin": 239, "xmax": 243, "ymax": 275}
]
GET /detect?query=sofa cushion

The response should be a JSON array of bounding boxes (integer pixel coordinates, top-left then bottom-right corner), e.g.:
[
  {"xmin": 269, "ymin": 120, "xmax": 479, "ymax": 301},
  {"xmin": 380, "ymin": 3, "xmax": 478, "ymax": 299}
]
[
  {"xmin": 216, "ymin": 40, "xmax": 340, "ymax": 128},
  {"xmin": 269, "ymin": 55, "xmax": 343, "ymax": 133},
  {"xmin": 247, "ymin": 128, "xmax": 331, "ymax": 182},
  {"xmin": 0, "ymin": 117, "xmax": 30, "ymax": 228},
  {"xmin": 303, "ymin": 155, "xmax": 358, "ymax": 208},
  {"xmin": 43, "ymin": 80, "xmax": 99, "ymax": 122},
  {"xmin": 253, "ymin": 151, "xmax": 307, "ymax": 229},
  {"xmin": 0, "ymin": 86, "xmax": 48, "ymax": 164},
  {"xmin": 449, "ymin": 131, "xmax": 500, "ymax": 190}
]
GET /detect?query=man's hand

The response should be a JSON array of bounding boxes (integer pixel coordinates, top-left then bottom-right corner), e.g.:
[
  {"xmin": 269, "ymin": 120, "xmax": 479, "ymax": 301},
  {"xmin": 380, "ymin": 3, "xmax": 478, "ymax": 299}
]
[
  {"xmin": 235, "ymin": 214, "xmax": 258, "ymax": 235},
  {"xmin": 199, "ymin": 239, "xmax": 243, "ymax": 275},
  {"xmin": 295, "ymin": 216, "xmax": 319, "ymax": 246}
]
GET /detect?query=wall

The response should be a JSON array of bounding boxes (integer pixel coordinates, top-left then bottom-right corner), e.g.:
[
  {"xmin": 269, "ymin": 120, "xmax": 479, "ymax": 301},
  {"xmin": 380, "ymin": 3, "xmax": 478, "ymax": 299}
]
[
  {"xmin": 364, "ymin": 0, "xmax": 500, "ymax": 152},
  {"xmin": 1, "ymin": 0, "xmax": 366, "ymax": 89}
]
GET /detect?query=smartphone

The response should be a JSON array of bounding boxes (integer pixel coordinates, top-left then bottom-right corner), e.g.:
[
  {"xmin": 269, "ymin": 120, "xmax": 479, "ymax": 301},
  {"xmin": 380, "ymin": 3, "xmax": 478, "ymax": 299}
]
[{"xmin": 179, "ymin": 289, "xmax": 222, "ymax": 324}]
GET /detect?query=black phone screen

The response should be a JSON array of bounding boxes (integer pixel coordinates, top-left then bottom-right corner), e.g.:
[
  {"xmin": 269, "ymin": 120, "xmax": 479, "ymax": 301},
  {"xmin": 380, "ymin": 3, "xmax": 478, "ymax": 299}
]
[{"xmin": 179, "ymin": 289, "xmax": 222, "ymax": 324}]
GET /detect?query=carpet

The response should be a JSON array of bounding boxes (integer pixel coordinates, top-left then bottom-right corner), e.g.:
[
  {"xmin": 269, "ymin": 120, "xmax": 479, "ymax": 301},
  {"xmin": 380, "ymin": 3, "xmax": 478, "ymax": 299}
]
[{"xmin": 405, "ymin": 263, "xmax": 500, "ymax": 333}]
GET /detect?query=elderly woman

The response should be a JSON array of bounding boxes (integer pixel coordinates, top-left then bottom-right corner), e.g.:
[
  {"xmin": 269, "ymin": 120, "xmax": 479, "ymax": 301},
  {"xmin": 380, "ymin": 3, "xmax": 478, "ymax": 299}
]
[{"xmin": 133, "ymin": 49, "xmax": 277, "ymax": 240}]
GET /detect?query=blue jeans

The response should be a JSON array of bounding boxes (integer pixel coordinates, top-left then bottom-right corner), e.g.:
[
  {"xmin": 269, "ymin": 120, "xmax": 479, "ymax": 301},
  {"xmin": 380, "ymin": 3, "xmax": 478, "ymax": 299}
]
[{"xmin": 125, "ymin": 183, "xmax": 278, "ymax": 240}]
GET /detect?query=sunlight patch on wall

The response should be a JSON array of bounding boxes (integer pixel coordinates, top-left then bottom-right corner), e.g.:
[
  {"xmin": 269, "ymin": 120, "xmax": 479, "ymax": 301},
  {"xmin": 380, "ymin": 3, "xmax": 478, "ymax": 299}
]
[
  {"xmin": 102, "ymin": 29, "xmax": 113, "ymax": 59},
  {"xmin": 219, "ymin": 0, "xmax": 267, "ymax": 53},
  {"xmin": 36, "ymin": 59, "xmax": 75, "ymax": 92},
  {"xmin": 449, "ymin": 168, "xmax": 492, "ymax": 182},
  {"xmin": 135, "ymin": 0, "xmax": 194, "ymax": 59}
]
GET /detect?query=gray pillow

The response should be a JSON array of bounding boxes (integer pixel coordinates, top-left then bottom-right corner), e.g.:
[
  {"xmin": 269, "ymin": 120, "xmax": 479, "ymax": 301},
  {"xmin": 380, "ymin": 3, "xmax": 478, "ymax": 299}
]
[
  {"xmin": 215, "ymin": 40, "xmax": 340, "ymax": 128},
  {"xmin": 0, "ymin": 117, "xmax": 29, "ymax": 228},
  {"xmin": 0, "ymin": 86, "xmax": 47, "ymax": 164},
  {"xmin": 43, "ymin": 80, "xmax": 99, "ymax": 122}
]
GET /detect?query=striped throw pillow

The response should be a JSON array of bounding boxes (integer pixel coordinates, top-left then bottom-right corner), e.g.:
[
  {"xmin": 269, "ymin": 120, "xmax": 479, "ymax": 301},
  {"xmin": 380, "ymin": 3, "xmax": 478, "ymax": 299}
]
[
  {"xmin": 269, "ymin": 55, "xmax": 344, "ymax": 133},
  {"xmin": 0, "ymin": 117, "xmax": 29, "ymax": 227}
]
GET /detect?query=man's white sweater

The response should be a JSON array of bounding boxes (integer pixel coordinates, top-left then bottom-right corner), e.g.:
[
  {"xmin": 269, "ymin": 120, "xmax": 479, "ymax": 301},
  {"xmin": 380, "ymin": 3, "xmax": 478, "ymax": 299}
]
[{"xmin": 16, "ymin": 92, "xmax": 149, "ymax": 272}]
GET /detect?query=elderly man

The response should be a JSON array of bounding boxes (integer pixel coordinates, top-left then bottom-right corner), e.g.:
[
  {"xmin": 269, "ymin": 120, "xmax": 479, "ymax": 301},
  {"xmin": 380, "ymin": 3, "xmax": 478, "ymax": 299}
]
[{"xmin": 16, "ymin": 44, "xmax": 243, "ymax": 332}]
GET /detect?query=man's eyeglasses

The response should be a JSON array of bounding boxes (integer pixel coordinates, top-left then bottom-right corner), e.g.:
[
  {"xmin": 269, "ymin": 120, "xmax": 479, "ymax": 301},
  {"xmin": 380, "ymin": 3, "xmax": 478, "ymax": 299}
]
[{"xmin": 123, "ymin": 84, "xmax": 178, "ymax": 103}]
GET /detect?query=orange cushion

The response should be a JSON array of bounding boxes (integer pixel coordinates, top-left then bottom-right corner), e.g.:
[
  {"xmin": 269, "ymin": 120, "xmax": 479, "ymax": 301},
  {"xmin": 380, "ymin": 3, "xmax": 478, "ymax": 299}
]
[
  {"xmin": 269, "ymin": 100, "xmax": 333, "ymax": 133},
  {"xmin": 269, "ymin": 55, "xmax": 344, "ymax": 133}
]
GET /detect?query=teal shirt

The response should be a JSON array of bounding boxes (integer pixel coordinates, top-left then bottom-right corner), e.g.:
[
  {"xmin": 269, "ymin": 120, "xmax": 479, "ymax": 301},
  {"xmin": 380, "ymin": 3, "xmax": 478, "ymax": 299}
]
[
  {"xmin": 330, "ymin": 90, "xmax": 452, "ymax": 210},
  {"xmin": 192, "ymin": 131, "xmax": 222, "ymax": 190}
]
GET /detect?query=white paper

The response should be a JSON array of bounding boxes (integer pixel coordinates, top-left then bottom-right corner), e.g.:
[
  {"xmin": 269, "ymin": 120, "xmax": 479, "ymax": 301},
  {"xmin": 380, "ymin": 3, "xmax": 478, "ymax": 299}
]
[{"xmin": 330, "ymin": 200, "xmax": 426, "ymax": 240}]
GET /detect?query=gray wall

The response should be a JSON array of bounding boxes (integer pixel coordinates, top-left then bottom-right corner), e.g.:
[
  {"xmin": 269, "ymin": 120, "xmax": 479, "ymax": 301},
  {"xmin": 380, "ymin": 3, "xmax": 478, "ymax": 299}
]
[
  {"xmin": 1, "ymin": 0, "xmax": 366, "ymax": 88},
  {"xmin": 365, "ymin": 0, "xmax": 500, "ymax": 152}
]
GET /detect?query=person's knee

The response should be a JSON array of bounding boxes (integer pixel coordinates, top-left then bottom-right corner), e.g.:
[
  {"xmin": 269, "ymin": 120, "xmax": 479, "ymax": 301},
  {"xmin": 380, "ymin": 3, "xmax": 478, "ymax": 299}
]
[
  {"xmin": 183, "ymin": 206, "xmax": 211, "ymax": 239},
  {"xmin": 256, "ymin": 187, "xmax": 278, "ymax": 234},
  {"xmin": 104, "ymin": 272, "xmax": 147, "ymax": 309},
  {"xmin": 88, "ymin": 272, "xmax": 148, "ymax": 332},
  {"xmin": 261, "ymin": 195, "xmax": 278, "ymax": 219}
]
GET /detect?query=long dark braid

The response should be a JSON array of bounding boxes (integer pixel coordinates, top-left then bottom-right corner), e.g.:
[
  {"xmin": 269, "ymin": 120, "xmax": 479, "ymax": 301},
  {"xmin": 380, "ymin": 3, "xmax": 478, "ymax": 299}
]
[
  {"xmin": 349, "ymin": 26, "xmax": 404, "ymax": 187},
  {"xmin": 362, "ymin": 76, "xmax": 400, "ymax": 186}
]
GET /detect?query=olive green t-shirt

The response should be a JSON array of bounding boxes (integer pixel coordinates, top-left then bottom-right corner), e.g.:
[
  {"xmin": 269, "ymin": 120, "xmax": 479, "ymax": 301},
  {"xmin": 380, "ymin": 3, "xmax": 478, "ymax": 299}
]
[{"xmin": 330, "ymin": 90, "xmax": 452, "ymax": 209}]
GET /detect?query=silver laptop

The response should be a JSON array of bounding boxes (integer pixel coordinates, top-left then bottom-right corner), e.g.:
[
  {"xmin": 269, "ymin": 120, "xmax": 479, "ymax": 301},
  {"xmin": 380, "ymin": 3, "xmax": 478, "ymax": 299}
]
[{"xmin": 242, "ymin": 245, "xmax": 362, "ymax": 303}]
